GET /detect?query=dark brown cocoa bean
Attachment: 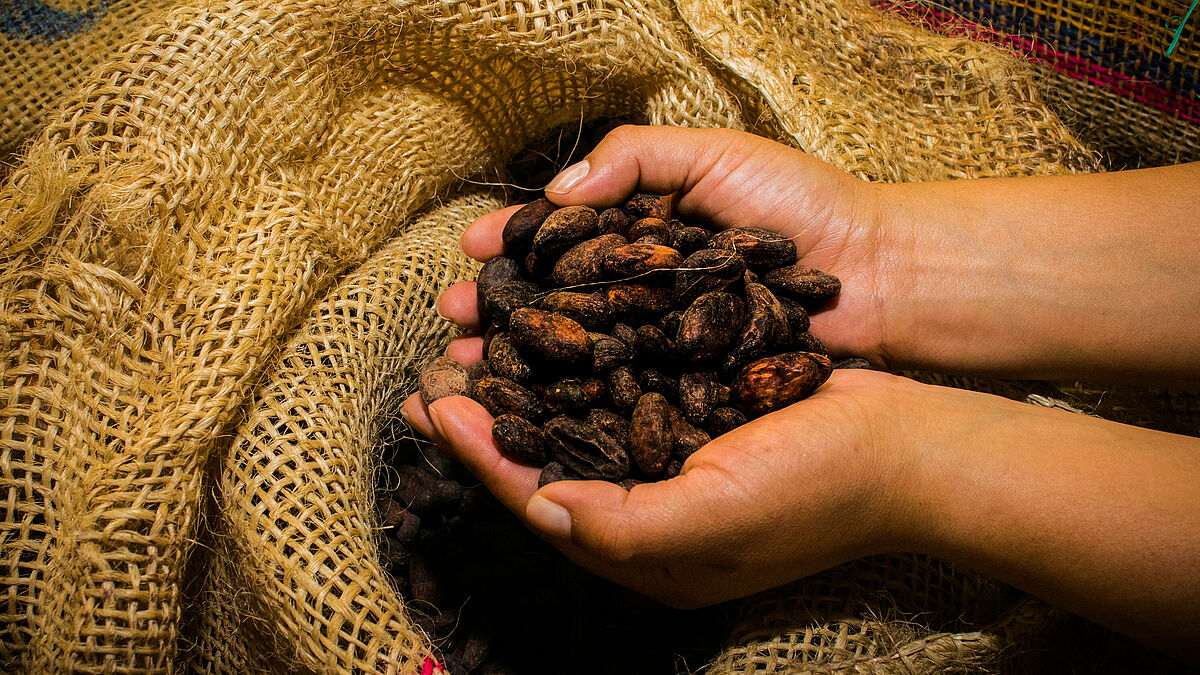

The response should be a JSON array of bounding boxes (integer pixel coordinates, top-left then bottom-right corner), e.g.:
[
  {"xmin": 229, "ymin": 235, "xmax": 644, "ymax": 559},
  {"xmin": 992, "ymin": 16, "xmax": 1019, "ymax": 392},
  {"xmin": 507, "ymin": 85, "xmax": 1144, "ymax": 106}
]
[
  {"xmin": 672, "ymin": 226, "xmax": 713, "ymax": 255},
  {"xmin": 743, "ymin": 269, "xmax": 758, "ymax": 284},
  {"xmin": 393, "ymin": 465, "xmax": 463, "ymax": 514},
  {"xmin": 669, "ymin": 406, "xmax": 711, "ymax": 460},
  {"xmin": 481, "ymin": 280, "xmax": 539, "ymax": 328},
  {"xmin": 722, "ymin": 282, "xmax": 789, "ymax": 374},
  {"xmin": 378, "ymin": 498, "xmax": 422, "ymax": 542},
  {"xmin": 611, "ymin": 322, "xmax": 637, "ymax": 348},
  {"xmin": 545, "ymin": 416, "xmax": 630, "ymax": 480},
  {"xmin": 487, "ymin": 332, "xmax": 533, "ymax": 383},
  {"xmin": 792, "ymin": 331, "xmax": 830, "ymax": 356},
  {"xmin": 481, "ymin": 323, "xmax": 501, "ymax": 356},
  {"xmin": 409, "ymin": 552, "xmax": 443, "ymax": 605},
  {"xmin": 676, "ymin": 291, "xmax": 746, "ymax": 363},
  {"xmin": 502, "ymin": 198, "xmax": 558, "ymax": 252},
  {"xmin": 707, "ymin": 406, "xmax": 749, "ymax": 436},
  {"xmin": 419, "ymin": 356, "xmax": 468, "ymax": 403},
  {"xmin": 532, "ymin": 205, "xmax": 599, "ymax": 260},
  {"xmin": 465, "ymin": 360, "xmax": 491, "ymax": 399},
  {"xmin": 659, "ymin": 309, "xmax": 684, "ymax": 336},
  {"xmin": 630, "ymin": 392, "xmax": 672, "ymax": 477},
  {"xmin": 590, "ymin": 332, "xmax": 632, "ymax": 370},
  {"xmin": 761, "ymin": 263, "xmax": 841, "ymax": 302},
  {"xmin": 476, "ymin": 256, "xmax": 523, "ymax": 313},
  {"xmin": 473, "ymin": 376, "xmax": 546, "ymax": 421},
  {"xmin": 550, "ymin": 233, "xmax": 627, "ymax": 286},
  {"xmin": 833, "ymin": 357, "xmax": 873, "ymax": 370},
  {"xmin": 777, "ymin": 295, "xmax": 811, "ymax": 335},
  {"xmin": 377, "ymin": 536, "xmax": 409, "ymax": 570},
  {"xmin": 708, "ymin": 227, "xmax": 797, "ymax": 270},
  {"xmin": 538, "ymin": 461, "xmax": 578, "ymax": 487},
  {"xmin": 623, "ymin": 193, "xmax": 668, "ymax": 220},
  {"xmin": 581, "ymin": 377, "xmax": 607, "ymax": 402},
  {"xmin": 491, "ymin": 414, "xmax": 548, "ymax": 464},
  {"xmin": 508, "ymin": 307, "xmax": 592, "ymax": 365},
  {"xmin": 627, "ymin": 217, "xmax": 672, "ymax": 243},
  {"xmin": 638, "ymin": 368, "xmax": 678, "ymax": 398},
  {"xmin": 674, "ymin": 249, "xmax": 746, "ymax": 303},
  {"xmin": 608, "ymin": 365, "xmax": 641, "ymax": 411},
  {"xmin": 602, "ymin": 243, "xmax": 683, "ymax": 278},
  {"xmin": 539, "ymin": 291, "xmax": 613, "ymax": 331},
  {"xmin": 597, "ymin": 207, "xmax": 632, "ymax": 236},
  {"xmin": 544, "ymin": 378, "xmax": 590, "ymax": 413},
  {"xmin": 679, "ymin": 371, "xmax": 721, "ymax": 425},
  {"xmin": 730, "ymin": 351, "xmax": 833, "ymax": 416},
  {"xmin": 633, "ymin": 324, "xmax": 675, "ymax": 364},
  {"xmin": 587, "ymin": 409, "xmax": 631, "ymax": 446},
  {"xmin": 664, "ymin": 459, "xmax": 684, "ymax": 479},
  {"xmin": 605, "ymin": 283, "xmax": 674, "ymax": 320}
]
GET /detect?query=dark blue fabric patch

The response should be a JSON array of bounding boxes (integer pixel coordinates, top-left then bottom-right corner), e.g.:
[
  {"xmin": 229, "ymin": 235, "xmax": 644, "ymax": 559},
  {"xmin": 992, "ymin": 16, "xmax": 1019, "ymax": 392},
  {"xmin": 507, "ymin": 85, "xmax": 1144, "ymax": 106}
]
[{"xmin": 1, "ymin": 0, "xmax": 110, "ymax": 42}]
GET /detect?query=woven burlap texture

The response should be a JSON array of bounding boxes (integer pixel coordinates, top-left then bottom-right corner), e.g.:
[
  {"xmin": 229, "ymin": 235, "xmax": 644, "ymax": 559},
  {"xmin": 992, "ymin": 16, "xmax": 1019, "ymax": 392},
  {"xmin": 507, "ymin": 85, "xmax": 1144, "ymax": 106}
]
[{"xmin": 0, "ymin": 0, "xmax": 1144, "ymax": 672}]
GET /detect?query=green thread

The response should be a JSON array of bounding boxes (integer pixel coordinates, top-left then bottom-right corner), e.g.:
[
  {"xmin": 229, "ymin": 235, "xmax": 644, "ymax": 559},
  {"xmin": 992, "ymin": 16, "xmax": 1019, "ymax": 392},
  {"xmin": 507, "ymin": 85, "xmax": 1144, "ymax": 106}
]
[{"xmin": 1166, "ymin": 0, "xmax": 1199, "ymax": 57}]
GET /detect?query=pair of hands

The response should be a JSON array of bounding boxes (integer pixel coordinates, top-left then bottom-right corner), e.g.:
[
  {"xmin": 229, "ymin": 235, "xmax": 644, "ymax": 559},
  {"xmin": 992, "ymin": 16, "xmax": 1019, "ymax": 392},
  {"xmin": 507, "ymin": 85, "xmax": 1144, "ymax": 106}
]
[{"xmin": 402, "ymin": 126, "xmax": 1200, "ymax": 657}]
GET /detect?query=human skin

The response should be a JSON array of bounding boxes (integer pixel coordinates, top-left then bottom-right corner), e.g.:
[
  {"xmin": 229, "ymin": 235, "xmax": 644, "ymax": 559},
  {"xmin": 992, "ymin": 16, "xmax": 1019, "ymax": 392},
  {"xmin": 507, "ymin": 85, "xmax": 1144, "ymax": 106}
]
[{"xmin": 402, "ymin": 126, "xmax": 1200, "ymax": 662}]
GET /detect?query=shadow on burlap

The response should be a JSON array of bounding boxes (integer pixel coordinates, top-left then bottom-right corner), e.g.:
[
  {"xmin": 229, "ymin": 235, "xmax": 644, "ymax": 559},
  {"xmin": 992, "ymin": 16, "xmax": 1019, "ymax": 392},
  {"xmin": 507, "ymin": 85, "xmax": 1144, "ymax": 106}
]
[{"xmin": 1, "ymin": 0, "xmax": 1194, "ymax": 673}]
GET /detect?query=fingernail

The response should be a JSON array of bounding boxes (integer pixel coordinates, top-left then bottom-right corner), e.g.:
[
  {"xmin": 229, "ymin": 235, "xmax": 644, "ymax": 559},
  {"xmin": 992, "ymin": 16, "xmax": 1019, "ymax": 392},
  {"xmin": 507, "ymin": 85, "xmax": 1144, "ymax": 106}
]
[
  {"xmin": 526, "ymin": 495, "xmax": 572, "ymax": 539},
  {"xmin": 426, "ymin": 403, "xmax": 446, "ymax": 437},
  {"xmin": 545, "ymin": 160, "xmax": 590, "ymax": 195}
]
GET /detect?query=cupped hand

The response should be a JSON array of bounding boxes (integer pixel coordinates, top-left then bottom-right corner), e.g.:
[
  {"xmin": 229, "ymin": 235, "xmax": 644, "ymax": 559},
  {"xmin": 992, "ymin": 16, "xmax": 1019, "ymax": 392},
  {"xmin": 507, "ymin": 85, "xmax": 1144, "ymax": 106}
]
[
  {"xmin": 402, "ymin": 368, "xmax": 920, "ymax": 608},
  {"xmin": 440, "ymin": 126, "xmax": 897, "ymax": 365}
]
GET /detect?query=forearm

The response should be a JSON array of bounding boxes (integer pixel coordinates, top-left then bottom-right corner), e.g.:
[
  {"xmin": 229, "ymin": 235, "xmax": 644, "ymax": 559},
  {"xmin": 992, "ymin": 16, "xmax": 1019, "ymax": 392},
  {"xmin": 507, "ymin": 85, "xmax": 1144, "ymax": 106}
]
[
  {"xmin": 895, "ymin": 388, "xmax": 1200, "ymax": 660},
  {"xmin": 875, "ymin": 164, "xmax": 1200, "ymax": 382}
]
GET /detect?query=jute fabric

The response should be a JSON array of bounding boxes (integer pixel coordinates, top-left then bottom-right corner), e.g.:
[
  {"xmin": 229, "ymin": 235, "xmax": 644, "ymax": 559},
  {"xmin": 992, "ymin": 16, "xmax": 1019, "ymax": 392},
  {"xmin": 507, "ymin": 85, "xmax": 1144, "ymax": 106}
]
[{"xmin": 2, "ymin": 0, "xmax": 1186, "ymax": 672}]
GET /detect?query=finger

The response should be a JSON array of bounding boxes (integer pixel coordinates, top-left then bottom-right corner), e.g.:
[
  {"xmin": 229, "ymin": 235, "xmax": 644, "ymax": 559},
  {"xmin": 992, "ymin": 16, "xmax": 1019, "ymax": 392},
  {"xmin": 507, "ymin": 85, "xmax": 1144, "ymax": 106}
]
[
  {"xmin": 445, "ymin": 335, "xmax": 483, "ymax": 364},
  {"xmin": 542, "ymin": 126, "xmax": 847, "ymax": 238},
  {"xmin": 437, "ymin": 282, "xmax": 482, "ymax": 329},
  {"xmin": 426, "ymin": 396, "xmax": 540, "ymax": 512},
  {"xmin": 401, "ymin": 393, "xmax": 448, "ymax": 447},
  {"xmin": 462, "ymin": 205, "xmax": 522, "ymax": 261}
]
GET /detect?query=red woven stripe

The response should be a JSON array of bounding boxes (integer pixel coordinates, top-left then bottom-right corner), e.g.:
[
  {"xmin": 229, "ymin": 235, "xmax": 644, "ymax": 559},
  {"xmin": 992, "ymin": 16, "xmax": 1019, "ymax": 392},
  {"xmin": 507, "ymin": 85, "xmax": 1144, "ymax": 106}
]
[{"xmin": 875, "ymin": 0, "xmax": 1200, "ymax": 124}]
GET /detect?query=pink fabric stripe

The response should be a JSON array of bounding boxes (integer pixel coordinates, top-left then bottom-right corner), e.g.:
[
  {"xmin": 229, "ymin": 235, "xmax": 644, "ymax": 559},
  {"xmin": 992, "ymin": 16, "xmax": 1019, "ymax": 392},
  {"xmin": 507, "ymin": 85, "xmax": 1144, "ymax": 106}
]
[{"xmin": 874, "ymin": 0, "xmax": 1200, "ymax": 124}]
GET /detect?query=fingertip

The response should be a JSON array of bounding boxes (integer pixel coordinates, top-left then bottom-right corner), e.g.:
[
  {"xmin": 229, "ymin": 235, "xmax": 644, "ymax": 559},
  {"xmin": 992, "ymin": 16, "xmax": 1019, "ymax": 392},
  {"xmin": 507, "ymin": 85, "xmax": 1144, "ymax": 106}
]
[
  {"xmin": 445, "ymin": 335, "xmax": 483, "ymax": 363},
  {"xmin": 437, "ymin": 282, "xmax": 482, "ymax": 329},
  {"xmin": 462, "ymin": 206, "xmax": 520, "ymax": 260},
  {"xmin": 401, "ymin": 392, "xmax": 446, "ymax": 447}
]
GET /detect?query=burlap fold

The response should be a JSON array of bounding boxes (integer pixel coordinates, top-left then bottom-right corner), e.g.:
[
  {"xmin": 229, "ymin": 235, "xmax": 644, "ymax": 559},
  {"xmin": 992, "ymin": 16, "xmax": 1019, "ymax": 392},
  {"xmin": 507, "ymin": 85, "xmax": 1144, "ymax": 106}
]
[{"xmin": 2, "ymin": 0, "xmax": 1187, "ymax": 672}]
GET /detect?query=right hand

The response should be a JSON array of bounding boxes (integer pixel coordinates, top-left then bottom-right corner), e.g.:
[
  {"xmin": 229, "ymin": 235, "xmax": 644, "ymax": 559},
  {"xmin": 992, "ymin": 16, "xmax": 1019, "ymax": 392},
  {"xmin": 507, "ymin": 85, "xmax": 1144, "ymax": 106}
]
[{"xmin": 440, "ymin": 126, "xmax": 897, "ymax": 366}]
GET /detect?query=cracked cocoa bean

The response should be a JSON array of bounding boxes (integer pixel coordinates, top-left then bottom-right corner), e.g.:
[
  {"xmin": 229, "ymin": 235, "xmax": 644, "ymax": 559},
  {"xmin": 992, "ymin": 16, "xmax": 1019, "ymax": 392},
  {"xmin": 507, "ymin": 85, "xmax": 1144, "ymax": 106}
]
[
  {"xmin": 474, "ymin": 376, "xmax": 546, "ymax": 421},
  {"xmin": 551, "ymin": 233, "xmax": 627, "ymax": 286},
  {"xmin": 630, "ymin": 392, "xmax": 671, "ymax": 477},
  {"xmin": 545, "ymin": 416, "xmax": 630, "ymax": 480},
  {"xmin": 591, "ymin": 332, "xmax": 632, "ymax": 370},
  {"xmin": 503, "ymin": 198, "xmax": 558, "ymax": 252},
  {"xmin": 708, "ymin": 227, "xmax": 797, "ymax": 270},
  {"xmin": 676, "ymin": 291, "xmax": 745, "ymax": 363},
  {"xmin": 730, "ymin": 351, "xmax": 833, "ymax": 416},
  {"xmin": 419, "ymin": 356, "xmax": 468, "ymax": 403},
  {"xmin": 491, "ymin": 414, "xmax": 548, "ymax": 465},
  {"xmin": 762, "ymin": 263, "xmax": 841, "ymax": 302},
  {"xmin": 508, "ymin": 307, "xmax": 592, "ymax": 365}
]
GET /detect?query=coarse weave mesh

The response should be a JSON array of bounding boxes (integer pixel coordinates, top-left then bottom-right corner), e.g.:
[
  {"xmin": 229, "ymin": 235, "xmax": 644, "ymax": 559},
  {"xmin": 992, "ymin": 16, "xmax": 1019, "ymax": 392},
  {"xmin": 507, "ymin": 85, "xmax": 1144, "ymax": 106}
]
[{"xmin": 1, "ymin": 0, "xmax": 1193, "ymax": 673}]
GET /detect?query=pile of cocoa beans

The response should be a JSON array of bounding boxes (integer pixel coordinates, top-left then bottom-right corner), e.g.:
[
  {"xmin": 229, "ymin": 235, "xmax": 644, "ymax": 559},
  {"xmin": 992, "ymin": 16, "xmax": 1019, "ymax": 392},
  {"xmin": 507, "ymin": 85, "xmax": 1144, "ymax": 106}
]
[
  {"xmin": 375, "ymin": 425, "xmax": 730, "ymax": 673},
  {"xmin": 420, "ymin": 193, "xmax": 866, "ymax": 487}
]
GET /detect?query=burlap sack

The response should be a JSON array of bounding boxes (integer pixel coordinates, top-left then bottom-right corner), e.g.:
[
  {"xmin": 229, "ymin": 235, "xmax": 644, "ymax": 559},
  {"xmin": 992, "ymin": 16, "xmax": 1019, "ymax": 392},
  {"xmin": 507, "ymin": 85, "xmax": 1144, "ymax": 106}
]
[{"xmin": 1, "ymin": 0, "xmax": 1191, "ymax": 672}]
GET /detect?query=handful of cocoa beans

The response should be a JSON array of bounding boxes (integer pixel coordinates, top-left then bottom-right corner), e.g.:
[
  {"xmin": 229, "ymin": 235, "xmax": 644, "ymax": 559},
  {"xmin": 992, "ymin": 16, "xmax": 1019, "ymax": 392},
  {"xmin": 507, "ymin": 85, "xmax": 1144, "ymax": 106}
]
[{"xmin": 420, "ymin": 193, "xmax": 867, "ymax": 487}]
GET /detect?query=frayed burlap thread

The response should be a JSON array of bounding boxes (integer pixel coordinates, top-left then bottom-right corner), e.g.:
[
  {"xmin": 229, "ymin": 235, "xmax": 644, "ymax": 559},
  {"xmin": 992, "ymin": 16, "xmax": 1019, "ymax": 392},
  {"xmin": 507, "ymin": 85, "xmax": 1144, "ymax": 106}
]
[{"xmin": 2, "ymin": 0, "xmax": 1187, "ymax": 672}]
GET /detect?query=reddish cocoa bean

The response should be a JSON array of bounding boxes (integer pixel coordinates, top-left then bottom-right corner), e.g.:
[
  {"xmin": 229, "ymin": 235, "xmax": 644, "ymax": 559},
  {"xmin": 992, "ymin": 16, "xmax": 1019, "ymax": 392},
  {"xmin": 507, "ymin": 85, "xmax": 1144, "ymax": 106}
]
[
  {"xmin": 627, "ymin": 217, "xmax": 672, "ymax": 243},
  {"xmin": 623, "ymin": 193, "xmax": 668, "ymax": 220},
  {"xmin": 605, "ymin": 283, "xmax": 674, "ymax": 320},
  {"xmin": 538, "ymin": 291, "xmax": 613, "ymax": 331},
  {"xmin": 730, "ymin": 351, "xmax": 833, "ymax": 416},
  {"xmin": 598, "ymin": 207, "xmax": 632, "ymax": 236},
  {"xmin": 503, "ymin": 198, "xmax": 558, "ymax": 252},
  {"xmin": 551, "ymin": 233, "xmax": 627, "ymax": 286},
  {"xmin": 419, "ymin": 356, "xmax": 468, "ymax": 403},
  {"xmin": 602, "ymin": 243, "xmax": 683, "ymax": 277},
  {"xmin": 508, "ymin": 307, "xmax": 592, "ymax": 365},
  {"xmin": 532, "ymin": 205, "xmax": 599, "ymax": 260},
  {"xmin": 473, "ymin": 376, "xmax": 546, "ymax": 421},
  {"xmin": 674, "ymin": 249, "xmax": 746, "ymax": 303},
  {"xmin": 762, "ymin": 263, "xmax": 841, "ymax": 302},
  {"xmin": 676, "ymin": 291, "xmax": 746, "ymax": 363},
  {"xmin": 630, "ymin": 392, "xmax": 672, "ymax": 477},
  {"xmin": 708, "ymin": 227, "xmax": 797, "ymax": 270},
  {"xmin": 491, "ymin": 414, "xmax": 548, "ymax": 464}
]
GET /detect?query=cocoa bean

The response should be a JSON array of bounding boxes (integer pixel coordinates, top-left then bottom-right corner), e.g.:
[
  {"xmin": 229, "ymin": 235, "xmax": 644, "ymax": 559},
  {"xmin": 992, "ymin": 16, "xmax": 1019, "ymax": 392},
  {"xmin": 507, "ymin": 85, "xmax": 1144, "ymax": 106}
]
[
  {"xmin": 481, "ymin": 281, "xmax": 539, "ymax": 327},
  {"xmin": 611, "ymin": 322, "xmax": 637, "ymax": 348},
  {"xmin": 465, "ymin": 360, "xmax": 491, "ymax": 398},
  {"xmin": 762, "ymin": 263, "xmax": 841, "ymax": 302},
  {"xmin": 605, "ymin": 283, "xmax": 674, "ymax": 320},
  {"xmin": 638, "ymin": 368, "xmax": 678, "ymax": 398},
  {"xmin": 664, "ymin": 459, "xmax": 684, "ymax": 479},
  {"xmin": 618, "ymin": 478, "xmax": 645, "ymax": 491},
  {"xmin": 393, "ymin": 465, "xmax": 464, "ymax": 514},
  {"xmin": 674, "ymin": 249, "xmax": 746, "ymax": 303},
  {"xmin": 668, "ymin": 407, "xmax": 710, "ymax": 460},
  {"xmin": 659, "ymin": 309, "xmax": 684, "ymax": 337},
  {"xmin": 502, "ymin": 198, "xmax": 558, "ymax": 252},
  {"xmin": 627, "ymin": 217, "xmax": 672, "ymax": 243},
  {"xmin": 378, "ymin": 497, "xmax": 422, "ymax": 542},
  {"xmin": 544, "ymin": 378, "xmax": 590, "ymax": 413},
  {"xmin": 419, "ymin": 356, "xmax": 468, "ymax": 403},
  {"xmin": 777, "ymin": 295, "xmax": 811, "ymax": 335},
  {"xmin": 722, "ymin": 282, "xmax": 788, "ymax": 374},
  {"xmin": 532, "ymin": 205, "xmax": 599, "ymax": 260},
  {"xmin": 551, "ymin": 233, "xmax": 627, "ymax": 286},
  {"xmin": 491, "ymin": 414, "xmax": 548, "ymax": 465},
  {"xmin": 792, "ymin": 331, "xmax": 829, "ymax": 356},
  {"xmin": 598, "ymin": 207, "xmax": 632, "ymax": 236},
  {"xmin": 587, "ymin": 409, "xmax": 631, "ymax": 446},
  {"xmin": 590, "ymin": 332, "xmax": 632, "ymax": 370},
  {"xmin": 708, "ymin": 227, "xmax": 797, "ymax": 270},
  {"xmin": 678, "ymin": 371, "xmax": 721, "ymax": 425},
  {"xmin": 508, "ymin": 307, "xmax": 592, "ymax": 365},
  {"xmin": 487, "ymin": 332, "xmax": 533, "ymax": 383},
  {"xmin": 602, "ymin": 243, "xmax": 683, "ymax": 277},
  {"xmin": 833, "ymin": 357, "xmax": 872, "ymax": 370},
  {"xmin": 672, "ymin": 226, "xmax": 713, "ymax": 255},
  {"xmin": 545, "ymin": 416, "xmax": 630, "ymax": 480},
  {"xmin": 676, "ymin": 291, "xmax": 746, "ymax": 363},
  {"xmin": 474, "ymin": 376, "xmax": 546, "ymax": 421},
  {"xmin": 630, "ymin": 392, "xmax": 671, "ymax": 477},
  {"xmin": 539, "ymin": 291, "xmax": 613, "ymax": 331},
  {"xmin": 608, "ymin": 365, "xmax": 641, "ymax": 411},
  {"xmin": 633, "ymin": 234, "xmax": 670, "ymax": 247},
  {"xmin": 633, "ymin": 324, "xmax": 675, "ymax": 364},
  {"xmin": 476, "ymin": 256, "xmax": 523, "ymax": 312},
  {"xmin": 538, "ymin": 461, "xmax": 578, "ymax": 487},
  {"xmin": 623, "ymin": 193, "xmax": 668, "ymax": 220},
  {"xmin": 730, "ymin": 351, "xmax": 833, "ymax": 416}
]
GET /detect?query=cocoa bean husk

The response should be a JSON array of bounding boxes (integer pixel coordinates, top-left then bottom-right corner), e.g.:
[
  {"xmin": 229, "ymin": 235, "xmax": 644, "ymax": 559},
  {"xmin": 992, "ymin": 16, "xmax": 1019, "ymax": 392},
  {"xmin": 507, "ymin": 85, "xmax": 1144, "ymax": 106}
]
[
  {"xmin": 419, "ymin": 356, "xmax": 468, "ymax": 403},
  {"xmin": 545, "ymin": 416, "xmax": 630, "ymax": 480}
]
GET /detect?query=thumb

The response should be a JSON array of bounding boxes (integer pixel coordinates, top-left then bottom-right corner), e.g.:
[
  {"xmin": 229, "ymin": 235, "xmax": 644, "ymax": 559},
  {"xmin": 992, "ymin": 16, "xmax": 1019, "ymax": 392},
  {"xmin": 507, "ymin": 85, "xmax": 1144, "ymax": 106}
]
[{"xmin": 525, "ymin": 467, "xmax": 738, "ymax": 563}]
